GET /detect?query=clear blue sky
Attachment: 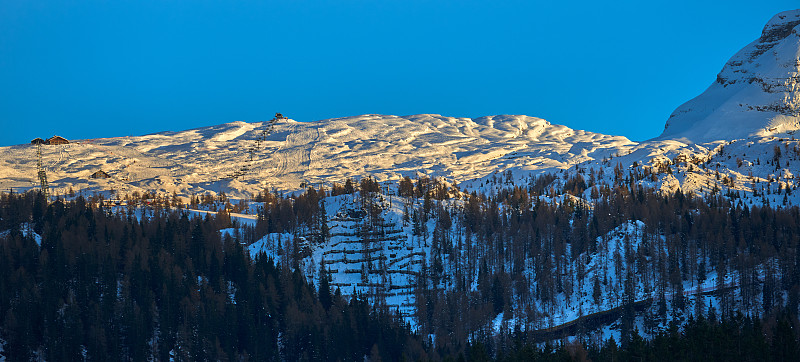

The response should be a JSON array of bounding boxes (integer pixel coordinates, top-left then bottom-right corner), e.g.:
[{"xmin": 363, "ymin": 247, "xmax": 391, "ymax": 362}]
[{"xmin": 0, "ymin": 1, "xmax": 796, "ymax": 146}]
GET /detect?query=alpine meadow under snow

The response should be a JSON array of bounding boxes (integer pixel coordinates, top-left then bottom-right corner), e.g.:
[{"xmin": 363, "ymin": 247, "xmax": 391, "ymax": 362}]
[{"xmin": 1, "ymin": 8, "xmax": 800, "ymax": 362}]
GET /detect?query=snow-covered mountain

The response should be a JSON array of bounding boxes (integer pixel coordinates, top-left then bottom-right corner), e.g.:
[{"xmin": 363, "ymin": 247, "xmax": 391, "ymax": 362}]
[
  {"xmin": 659, "ymin": 9, "xmax": 800, "ymax": 143},
  {"xmin": 546, "ymin": 9, "xmax": 800, "ymax": 206},
  {"xmin": 2, "ymin": 10, "xmax": 800, "ymax": 349},
  {"xmin": 0, "ymin": 114, "xmax": 634, "ymax": 198},
  {"xmin": 1, "ymin": 11, "xmax": 799, "ymax": 207}
]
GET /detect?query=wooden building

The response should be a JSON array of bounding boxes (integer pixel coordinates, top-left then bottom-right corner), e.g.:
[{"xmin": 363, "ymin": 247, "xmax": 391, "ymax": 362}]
[
  {"xmin": 30, "ymin": 138, "xmax": 46, "ymax": 145},
  {"xmin": 46, "ymin": 135, "xmax": 69, "ymax": 145},
  {"xmin": 90, "ymin": 170, "xmax": 110, "ymax": 179}
]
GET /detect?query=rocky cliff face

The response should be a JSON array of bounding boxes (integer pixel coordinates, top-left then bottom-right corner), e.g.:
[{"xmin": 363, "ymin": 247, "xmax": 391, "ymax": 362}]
[{"xmin": 660, "ymin": 9, "xmax": 800, "ymax": 143}]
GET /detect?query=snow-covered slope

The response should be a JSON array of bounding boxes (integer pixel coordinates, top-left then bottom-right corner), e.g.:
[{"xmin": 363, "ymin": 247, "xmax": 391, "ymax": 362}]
[
  {"xmin": 578, "ymin": 136, "xmax": 800, "ymax": 207},
  {"xmin": 248, "ymin": 193, "xmax": 429, "ymax": 322},
  {"xmin": 0, "ymin": 114, "xmax": 634, "ymax": 197},
  {"xmin": 659, "ymin": 10, "xmax": 800, "ymax": 143}
]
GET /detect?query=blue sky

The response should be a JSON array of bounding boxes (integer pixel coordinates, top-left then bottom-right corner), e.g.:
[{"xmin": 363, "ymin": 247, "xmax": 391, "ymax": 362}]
[{"xmin": 0, "ymin": 1, "xmax": 796, "ymax": 146}]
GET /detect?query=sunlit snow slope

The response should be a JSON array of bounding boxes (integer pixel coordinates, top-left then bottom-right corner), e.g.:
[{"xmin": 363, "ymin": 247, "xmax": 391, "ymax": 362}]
[{"xmin": 0, "ymin": 115, "xmax": 634, "ymax": 197}]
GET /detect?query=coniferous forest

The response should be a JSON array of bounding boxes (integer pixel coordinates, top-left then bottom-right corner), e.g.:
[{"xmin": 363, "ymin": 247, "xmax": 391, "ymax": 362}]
[
  {"xmin": 1, "ymin": 176, "xmax": 800, "ymax": 360},
  {"xmin": 0, "ymin": 191, "xmax": 424, "ymax": 361}
]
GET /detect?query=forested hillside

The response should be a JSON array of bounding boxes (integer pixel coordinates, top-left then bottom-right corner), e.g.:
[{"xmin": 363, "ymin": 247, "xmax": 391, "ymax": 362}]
[
  {"xmin": 247, "ymin": 174, "xmax": 800, "ymax": 357},
  {"xmin": 2, "ymin": 180, "xmax": 800, "ymax": 360},
  {"xmin": 0, "ymin": 191, "xmax": 425, "ymax": 361}
]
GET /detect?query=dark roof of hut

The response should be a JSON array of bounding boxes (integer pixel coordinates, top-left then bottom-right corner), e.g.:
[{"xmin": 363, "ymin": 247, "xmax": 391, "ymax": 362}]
[
  {"xmin": 46, "ymin": 135, "xmax": 69, "ymax": 144},
  {"xmin": 90, "ymin": 170, "xmax": 110, "ymax": 178}
]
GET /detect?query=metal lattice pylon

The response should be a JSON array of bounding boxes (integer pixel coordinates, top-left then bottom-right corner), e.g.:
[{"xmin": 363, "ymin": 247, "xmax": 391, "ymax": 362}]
[{"xmin": 31, "ymin": 139, "xmax": 50, "ymax": 200}]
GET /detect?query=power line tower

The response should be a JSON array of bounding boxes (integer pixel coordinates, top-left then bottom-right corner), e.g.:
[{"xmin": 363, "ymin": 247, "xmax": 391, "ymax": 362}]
[{"xmin": 31, "ymin": 138, "xmax": 50, "ymax": 200}]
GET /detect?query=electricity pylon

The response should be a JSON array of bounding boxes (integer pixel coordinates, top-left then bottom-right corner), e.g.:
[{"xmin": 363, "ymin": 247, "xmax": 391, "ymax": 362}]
[{"xmin": 31, "ymin": 138, "xmax": 50, "ymax": 200}]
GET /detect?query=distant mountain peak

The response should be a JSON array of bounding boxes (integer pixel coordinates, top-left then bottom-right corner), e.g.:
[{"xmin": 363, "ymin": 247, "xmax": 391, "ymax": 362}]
[{"xmin": 659, "ymin": 9, "xmax": 800, "ymax": 143}]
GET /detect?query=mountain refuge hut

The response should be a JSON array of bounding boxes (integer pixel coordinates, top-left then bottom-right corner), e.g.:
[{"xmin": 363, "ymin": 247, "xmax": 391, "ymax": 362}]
[
  {"xmin": 45, "ymin": 136, "xmax": 69, "ymax": 145},
  {"xmin": 90, "ymin": 170, "xmax": 110, "ymax": 179}
]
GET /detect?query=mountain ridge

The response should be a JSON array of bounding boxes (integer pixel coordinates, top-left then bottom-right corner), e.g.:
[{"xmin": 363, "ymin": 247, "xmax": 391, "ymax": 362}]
[{"xmin": 0, "ymin": 114, "xmax": 635, "ymax": 197}]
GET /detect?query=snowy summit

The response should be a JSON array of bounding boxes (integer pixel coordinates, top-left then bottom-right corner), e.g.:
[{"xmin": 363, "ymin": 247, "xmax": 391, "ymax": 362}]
[{"xmin": 659, "ymin": 9, "xmax": 800, "ymax": 143}]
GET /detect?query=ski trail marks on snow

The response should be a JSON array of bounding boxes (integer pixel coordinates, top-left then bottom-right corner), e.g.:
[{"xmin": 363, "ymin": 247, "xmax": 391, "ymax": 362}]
[{"xmin": 210, "ymin": 122, "xmax": 255, "ymax": 143}]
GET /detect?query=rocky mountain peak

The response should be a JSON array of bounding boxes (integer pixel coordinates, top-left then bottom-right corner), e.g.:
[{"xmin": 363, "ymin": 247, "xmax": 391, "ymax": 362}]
[{"xmin": 659, "ymin": 9, "xmax": 800, "ymax": 143}]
